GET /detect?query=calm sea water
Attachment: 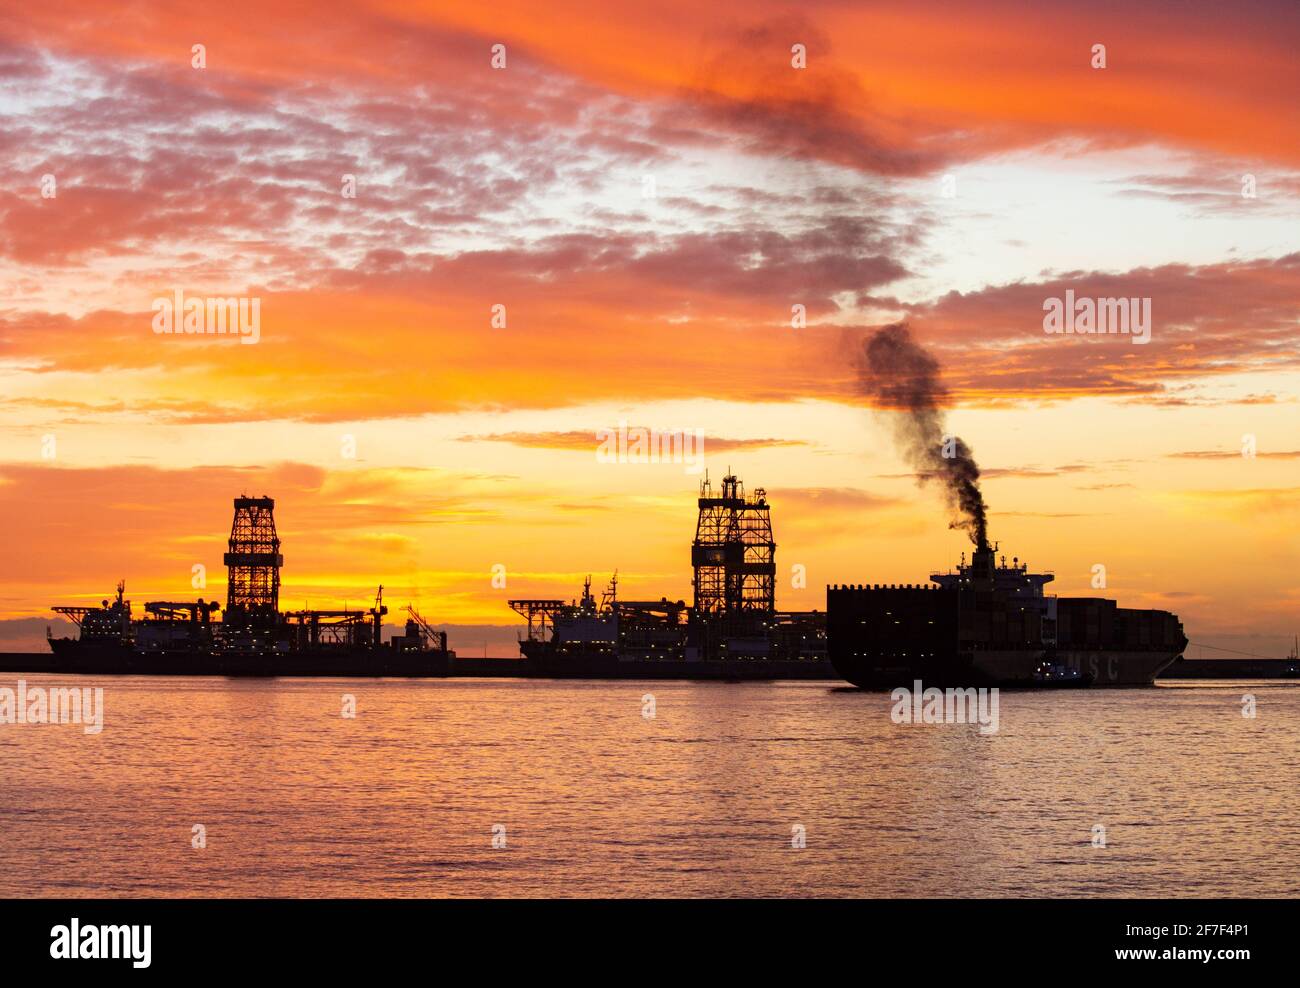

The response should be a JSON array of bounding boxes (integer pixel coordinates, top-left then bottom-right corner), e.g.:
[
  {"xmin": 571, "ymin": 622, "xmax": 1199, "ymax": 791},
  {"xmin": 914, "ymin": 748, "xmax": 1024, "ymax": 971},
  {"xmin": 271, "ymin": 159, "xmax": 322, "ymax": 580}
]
[{"xmin": 0, "ymin": 677, "xmax": 1295, "ymax": 898}]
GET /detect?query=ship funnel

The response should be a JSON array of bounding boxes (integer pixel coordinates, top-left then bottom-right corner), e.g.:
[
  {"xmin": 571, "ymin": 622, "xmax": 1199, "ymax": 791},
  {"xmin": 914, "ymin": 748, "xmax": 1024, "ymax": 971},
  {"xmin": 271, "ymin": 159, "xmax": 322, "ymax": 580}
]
[{"xmin": 970, "ymin": 541, "xmax": 996, "ymax": 590}]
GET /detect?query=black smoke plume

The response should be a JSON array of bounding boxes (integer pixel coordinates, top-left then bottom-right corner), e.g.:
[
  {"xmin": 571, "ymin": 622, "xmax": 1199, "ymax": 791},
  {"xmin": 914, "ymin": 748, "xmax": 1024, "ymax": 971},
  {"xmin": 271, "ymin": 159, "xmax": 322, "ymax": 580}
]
[{"xmin": 855, "ymin": 323, "xmax": 989, "ymax": 547}]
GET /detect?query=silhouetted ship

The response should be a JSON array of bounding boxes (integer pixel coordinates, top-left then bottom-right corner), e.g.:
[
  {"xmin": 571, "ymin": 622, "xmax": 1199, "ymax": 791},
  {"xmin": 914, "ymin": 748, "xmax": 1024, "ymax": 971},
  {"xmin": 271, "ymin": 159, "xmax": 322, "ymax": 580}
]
[
  {"xmin": 510, "ymin": 573, "xmax": 831, "ymax": 679},
  {"xmin": 828, "ymin": 541, "xmax": 1187, "ymax": 688},
  {"xmin": 507, "ymin": 474, "xmax": 833, "ymax": 679},
  {"xmin": 28, "ymin": 496, "xmax": 453, "ymax": 677}
]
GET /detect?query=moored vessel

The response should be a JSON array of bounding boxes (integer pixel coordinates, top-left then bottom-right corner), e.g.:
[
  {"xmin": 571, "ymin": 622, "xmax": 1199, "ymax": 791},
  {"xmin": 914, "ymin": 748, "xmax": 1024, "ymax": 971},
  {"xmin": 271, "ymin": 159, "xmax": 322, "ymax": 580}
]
[
  {"xmin": 28, "ymin": 496, "xmax": 454, "ymax": 677},
  {"xmin": 507, "ymin": 474, "xmax": 834, "ymax": 679}
]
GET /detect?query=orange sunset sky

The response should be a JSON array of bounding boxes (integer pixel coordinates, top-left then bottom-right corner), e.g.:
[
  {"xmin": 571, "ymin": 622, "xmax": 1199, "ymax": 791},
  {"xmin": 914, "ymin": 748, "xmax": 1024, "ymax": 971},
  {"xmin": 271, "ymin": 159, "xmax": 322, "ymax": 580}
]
[{"xmin": 0, "ymin": 1, "xmax": 1297, "ymax": 656}]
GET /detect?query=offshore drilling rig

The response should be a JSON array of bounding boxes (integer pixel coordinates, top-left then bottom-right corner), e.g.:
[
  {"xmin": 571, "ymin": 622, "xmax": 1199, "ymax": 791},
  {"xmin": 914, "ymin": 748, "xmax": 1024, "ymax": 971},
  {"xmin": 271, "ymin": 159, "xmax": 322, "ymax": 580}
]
[
  {"xmin": 509, "ymin": 473, "xmax": 827, "ymax": 673},
  {"xmin": 43, "ymin": 495, "xmax": 452, "ymax": 676}
]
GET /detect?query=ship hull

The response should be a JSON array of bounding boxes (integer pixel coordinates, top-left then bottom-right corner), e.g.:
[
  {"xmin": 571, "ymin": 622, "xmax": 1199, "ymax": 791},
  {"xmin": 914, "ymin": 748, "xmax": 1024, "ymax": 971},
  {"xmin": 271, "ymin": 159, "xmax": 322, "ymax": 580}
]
[
  {"xmin": 830, "ymin": 647, "xmax": 1179, "ymax": 690},
  {"xmin": 6, "ymin": 639, "xmax": 454, "ymax": 677},
  {"xmin": 517, "ymin": 643, "xmax": 837, "ymax": 680},
  {"xmin": 4, "ymin": 642, "xmax": 828, "ymax": 680},
  {"xmin": 1051, "ymin": 648, "xmax": 1178, "ymax": 686}
]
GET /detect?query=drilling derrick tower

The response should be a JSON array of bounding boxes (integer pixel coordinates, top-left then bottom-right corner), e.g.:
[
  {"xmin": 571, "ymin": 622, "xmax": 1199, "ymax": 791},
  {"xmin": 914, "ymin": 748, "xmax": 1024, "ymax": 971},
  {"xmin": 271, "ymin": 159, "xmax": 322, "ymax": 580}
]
[
  {"xmin": 222, "ymin": 496, "xmax": 283, "ymax": 628},
  {"xmin": 691, "ymin": 474, "xmax": 775, "ymax": 616},
  {"xmin": 691, "ymin": 474, "xmax": 739, "ymax": 615},
  {"xmin": 731, "ymin": 485, "xmax": 776, "ymax": 613}
]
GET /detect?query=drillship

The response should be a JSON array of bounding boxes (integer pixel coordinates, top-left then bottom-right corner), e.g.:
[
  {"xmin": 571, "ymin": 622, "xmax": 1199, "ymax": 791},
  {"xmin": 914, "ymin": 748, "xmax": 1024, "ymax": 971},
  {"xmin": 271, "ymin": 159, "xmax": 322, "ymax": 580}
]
[
  {"xmin": 827, "ymin": 540, "xmax": 1186, "ymax": 688},
  {"xmin": 507, "ymin": 474, "xmax": 833, "ymax": 679},
  {"xmin": 18, "ymin": 496, "xmax": 453, "ymax": 677}
]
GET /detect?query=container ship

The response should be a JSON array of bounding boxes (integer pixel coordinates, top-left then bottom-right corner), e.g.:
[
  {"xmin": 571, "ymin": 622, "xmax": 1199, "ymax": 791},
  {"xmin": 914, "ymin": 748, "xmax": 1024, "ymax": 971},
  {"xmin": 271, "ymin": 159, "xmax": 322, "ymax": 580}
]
[
  {"xmin": 827, "ymin": 540, "xmax": 1187, "ymax": 689},
  {"xmin": 11, "ymin": 496, "xmax": 453, "ymax": 677},
  {"xmin": 506, "ymin": 474, "xmax": 834, "ymax": 679}
]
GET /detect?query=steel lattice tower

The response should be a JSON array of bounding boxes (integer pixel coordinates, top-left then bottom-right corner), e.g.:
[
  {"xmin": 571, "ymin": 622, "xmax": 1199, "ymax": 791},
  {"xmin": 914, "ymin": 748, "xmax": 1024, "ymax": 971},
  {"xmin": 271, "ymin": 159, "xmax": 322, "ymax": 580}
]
[
  {"xmin": 223, "ymin": 496, "xmax": 283, "ymax": 625},
  {"xmin": 691, "ymin": 474, "xmax": 775, "ymax": 615},
  {"xmin": 730, "ymin": 486, "xmax": 775, "ymax": 613}
]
